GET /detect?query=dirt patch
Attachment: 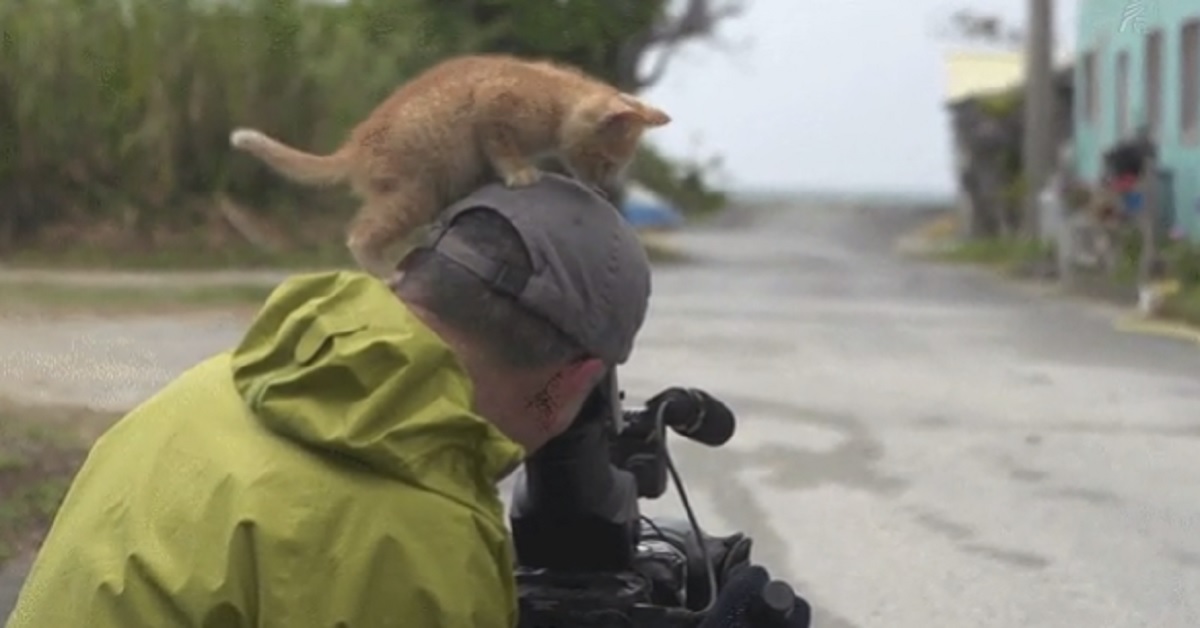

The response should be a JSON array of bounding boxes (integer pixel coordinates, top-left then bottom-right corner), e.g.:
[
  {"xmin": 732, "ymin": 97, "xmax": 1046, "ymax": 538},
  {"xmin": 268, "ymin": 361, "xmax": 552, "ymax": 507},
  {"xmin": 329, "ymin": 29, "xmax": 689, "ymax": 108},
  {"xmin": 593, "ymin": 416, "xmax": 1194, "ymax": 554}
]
[
  {"xmin": 638, "ymin": 232, "xmax": 693, "ymax": 264},
  {"xmin": 0, "ymin": 280, "xmax": 273, "ymax": 317},
  {"xmin": 0, "ymin": 399, "xmax": 118, "ymax": 565},
  {"xmin": 4, "ymin": 208, "xmax": 356, "ymax": 272}
]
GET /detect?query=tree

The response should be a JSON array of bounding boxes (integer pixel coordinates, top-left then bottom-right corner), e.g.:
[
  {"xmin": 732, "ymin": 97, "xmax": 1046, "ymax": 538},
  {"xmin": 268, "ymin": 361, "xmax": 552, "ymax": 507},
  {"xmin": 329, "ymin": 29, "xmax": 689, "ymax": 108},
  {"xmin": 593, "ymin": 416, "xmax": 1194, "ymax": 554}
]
[
  {"xmin": 433, "ymin": 0, "xmax": 746, "ymax": 92},
  {"xmin": 610, "ymin": 0, "xmax": 746, "ymax": 92},
  {"xmin": 934, "ymin": 8, "xmax": 1025, "ymax": 49}
]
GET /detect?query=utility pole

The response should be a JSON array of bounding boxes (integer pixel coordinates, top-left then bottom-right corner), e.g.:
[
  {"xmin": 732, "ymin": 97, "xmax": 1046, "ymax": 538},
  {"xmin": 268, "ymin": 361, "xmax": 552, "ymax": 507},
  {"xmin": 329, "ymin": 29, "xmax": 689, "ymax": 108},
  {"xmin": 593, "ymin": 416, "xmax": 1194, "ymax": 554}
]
[{"xmin": 1022, "ymin": 0, "xmax": 1055, "ymax": 240}]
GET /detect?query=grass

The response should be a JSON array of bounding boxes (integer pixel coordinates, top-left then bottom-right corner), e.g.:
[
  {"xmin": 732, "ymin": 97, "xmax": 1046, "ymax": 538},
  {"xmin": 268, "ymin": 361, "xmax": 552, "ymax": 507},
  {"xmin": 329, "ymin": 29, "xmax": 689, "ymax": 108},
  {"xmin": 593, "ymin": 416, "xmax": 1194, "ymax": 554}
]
[
  {"xmin": 903, "ymin": 210, "xmax": 1049, "ymax": 271},
  {"xmin": 0, "ymin": 280, "xmax": 275, "ymax": 315},
  {"xmin": 934, "ymin": 237, "xmax": 1050, "ymax": 273},
  {"xmin": 915, "ymin": 212, "xmax": 960, "ymax": 241},
  {"xmin": 0, "ymin": 399, "xmax": 118, "ymax": 565},
  {"xmin": 1160, "ymin": 282, "xmax": 1200, "ymax": 328},
  {"xmin": 8, "ymin": 218, "xmax": 694, "ymax": 270}
]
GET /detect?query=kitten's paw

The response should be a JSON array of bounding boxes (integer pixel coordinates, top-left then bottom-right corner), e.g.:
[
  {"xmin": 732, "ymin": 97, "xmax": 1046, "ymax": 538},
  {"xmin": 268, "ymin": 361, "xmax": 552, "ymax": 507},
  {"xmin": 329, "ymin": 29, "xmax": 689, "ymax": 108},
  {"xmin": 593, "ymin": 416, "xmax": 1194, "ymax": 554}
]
[
  {"xmin": 504, "ymin": 168, "xmax": 541, "ymax": 188},
  {"xmin": 230, "ymin": 128, "xmax": 266, "ymax": 150}
]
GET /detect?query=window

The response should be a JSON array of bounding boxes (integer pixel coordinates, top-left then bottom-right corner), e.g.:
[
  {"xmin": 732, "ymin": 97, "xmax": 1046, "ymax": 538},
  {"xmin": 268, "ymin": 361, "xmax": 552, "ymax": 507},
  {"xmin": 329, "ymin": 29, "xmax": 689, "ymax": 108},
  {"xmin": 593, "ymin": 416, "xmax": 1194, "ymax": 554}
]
[
  {"xmin": 1116, "ymin": 50, "xmax": 1130, "ymax": 137},
  {"xmin": 1145, "ymin": 29, "xmax": 1163, "ymax": 137},
  {"xmin": 1182, "ymin": 20, "xmax": 1200, "ymax": 142},
  {"xmin": 1080, "ymin": 51, "xmax": 1098, "ymax": 124}
]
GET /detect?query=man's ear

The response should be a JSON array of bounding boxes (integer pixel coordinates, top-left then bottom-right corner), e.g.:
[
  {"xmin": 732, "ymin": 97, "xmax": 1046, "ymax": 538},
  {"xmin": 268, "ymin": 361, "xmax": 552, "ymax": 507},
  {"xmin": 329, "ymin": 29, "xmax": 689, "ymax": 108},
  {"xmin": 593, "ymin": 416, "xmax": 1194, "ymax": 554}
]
[
  {"xmin": 555, "ymin": 358, "xmax": 607, "ymax": 400},
  {"xmin": 528, "ymin": 358, "xmax": 608, "ymax": 436}
]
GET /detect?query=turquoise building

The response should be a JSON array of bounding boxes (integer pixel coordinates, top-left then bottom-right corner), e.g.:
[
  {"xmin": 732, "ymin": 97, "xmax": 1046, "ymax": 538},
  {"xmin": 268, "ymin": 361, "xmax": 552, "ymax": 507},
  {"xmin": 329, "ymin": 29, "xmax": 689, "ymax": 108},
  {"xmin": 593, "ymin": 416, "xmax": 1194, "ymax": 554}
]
[{"xmin": 1074, "ymin": 0, "xmax": 1200, "ymax": 239}]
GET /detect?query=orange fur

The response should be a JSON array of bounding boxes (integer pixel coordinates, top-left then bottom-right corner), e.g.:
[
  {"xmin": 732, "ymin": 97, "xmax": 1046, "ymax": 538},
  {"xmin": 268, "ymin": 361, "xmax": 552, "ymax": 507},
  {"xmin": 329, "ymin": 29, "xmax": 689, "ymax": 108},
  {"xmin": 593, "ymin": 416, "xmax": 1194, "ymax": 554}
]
[{"xmin": 230, "ymin": 54, "xmax": 671, "ymax": 276}]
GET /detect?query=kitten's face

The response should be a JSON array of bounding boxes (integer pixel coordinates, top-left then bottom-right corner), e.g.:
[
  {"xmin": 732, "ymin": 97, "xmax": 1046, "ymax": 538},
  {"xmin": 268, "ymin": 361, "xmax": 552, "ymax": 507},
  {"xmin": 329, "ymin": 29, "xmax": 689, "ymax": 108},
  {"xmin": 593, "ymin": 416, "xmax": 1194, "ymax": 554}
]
[
  {"xmin": 562, "ymin": 127, "xmax": 642, "ymax": 185},
  {"xmin": 562, "ymin": 93, "xmax": 670, "ymax": 186}
]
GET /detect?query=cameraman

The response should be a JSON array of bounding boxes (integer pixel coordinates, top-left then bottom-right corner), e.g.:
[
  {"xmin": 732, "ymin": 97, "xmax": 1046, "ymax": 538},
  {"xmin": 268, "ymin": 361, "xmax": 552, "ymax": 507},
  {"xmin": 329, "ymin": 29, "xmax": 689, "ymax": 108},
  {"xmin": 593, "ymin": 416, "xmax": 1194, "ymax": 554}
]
[{"xmin": 6, "ymin": 174, "xmax": 652, "ymax": 628}]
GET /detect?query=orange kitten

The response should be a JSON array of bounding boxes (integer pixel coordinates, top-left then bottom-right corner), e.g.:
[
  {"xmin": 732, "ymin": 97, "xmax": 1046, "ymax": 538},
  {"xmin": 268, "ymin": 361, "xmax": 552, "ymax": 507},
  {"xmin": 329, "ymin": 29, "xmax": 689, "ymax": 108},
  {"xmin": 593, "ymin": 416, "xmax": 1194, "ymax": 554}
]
[{"xmin": 230, "ymin": 54, "xmax": 671, "ymax": 276}]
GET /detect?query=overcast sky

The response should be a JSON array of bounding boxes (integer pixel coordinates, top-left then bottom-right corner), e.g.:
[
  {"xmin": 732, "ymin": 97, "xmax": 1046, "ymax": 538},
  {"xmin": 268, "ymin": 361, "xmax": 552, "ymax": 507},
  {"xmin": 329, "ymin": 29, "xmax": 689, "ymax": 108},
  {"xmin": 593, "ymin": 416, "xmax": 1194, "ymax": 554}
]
[{"xmin": 642, "ymin": 0, "xmax": 1085, "ymax": 197}]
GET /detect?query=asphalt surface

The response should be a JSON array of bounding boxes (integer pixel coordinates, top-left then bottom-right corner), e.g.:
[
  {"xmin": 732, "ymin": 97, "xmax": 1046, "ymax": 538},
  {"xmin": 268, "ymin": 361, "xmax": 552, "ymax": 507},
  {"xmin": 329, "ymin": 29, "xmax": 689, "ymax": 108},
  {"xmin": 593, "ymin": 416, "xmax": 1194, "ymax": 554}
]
[{"xmin": 3, "ymin": 204, "xmax": 1200, "ymax": 627}]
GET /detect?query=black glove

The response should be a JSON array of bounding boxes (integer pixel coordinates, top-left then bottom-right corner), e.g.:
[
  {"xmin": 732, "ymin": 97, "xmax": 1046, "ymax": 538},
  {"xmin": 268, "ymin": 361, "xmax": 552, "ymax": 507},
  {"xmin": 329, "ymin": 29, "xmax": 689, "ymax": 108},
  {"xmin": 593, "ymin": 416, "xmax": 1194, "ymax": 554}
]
[{"xmin": 697, "ymin": 565, "xmax": 812, "ymax": 628}]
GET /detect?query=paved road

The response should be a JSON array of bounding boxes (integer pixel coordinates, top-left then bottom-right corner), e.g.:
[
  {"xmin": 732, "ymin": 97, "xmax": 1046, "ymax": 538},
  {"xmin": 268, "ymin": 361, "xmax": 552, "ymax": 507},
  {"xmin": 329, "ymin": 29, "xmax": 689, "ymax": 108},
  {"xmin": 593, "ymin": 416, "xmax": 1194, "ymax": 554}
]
[{"xmin": 4, "ymin": 204, "xmax": 1200, "ymax": 627}]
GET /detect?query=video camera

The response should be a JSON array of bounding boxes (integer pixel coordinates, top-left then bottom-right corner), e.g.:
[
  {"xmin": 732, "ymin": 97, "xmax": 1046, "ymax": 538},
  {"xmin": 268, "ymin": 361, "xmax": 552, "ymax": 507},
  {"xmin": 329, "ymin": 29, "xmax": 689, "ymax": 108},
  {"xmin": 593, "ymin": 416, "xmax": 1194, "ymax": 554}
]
[{"xmin": 508, "ymin": 370, "xmax": 810, "ymax": 628}]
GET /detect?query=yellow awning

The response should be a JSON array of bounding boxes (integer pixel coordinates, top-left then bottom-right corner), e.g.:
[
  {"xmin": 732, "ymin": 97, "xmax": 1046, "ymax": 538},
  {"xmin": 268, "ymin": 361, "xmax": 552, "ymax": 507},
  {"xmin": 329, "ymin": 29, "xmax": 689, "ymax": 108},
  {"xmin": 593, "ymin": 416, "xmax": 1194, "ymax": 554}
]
[
  {"xmin": 943, "ymin": 49, "xmax": 1026, "ymax": 102},
  {"xmin": 942, "ymin": 47, "xmax": 1076, "ymax": 103}
]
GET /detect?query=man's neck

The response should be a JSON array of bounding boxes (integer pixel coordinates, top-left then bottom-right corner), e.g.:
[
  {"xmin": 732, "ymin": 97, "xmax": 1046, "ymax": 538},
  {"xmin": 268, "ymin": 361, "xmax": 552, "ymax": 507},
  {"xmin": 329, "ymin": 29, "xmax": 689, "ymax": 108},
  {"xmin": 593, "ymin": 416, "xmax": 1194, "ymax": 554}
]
[{"xmin": 403, "ymin": 300, "xmax": 544, "ymax": 451}]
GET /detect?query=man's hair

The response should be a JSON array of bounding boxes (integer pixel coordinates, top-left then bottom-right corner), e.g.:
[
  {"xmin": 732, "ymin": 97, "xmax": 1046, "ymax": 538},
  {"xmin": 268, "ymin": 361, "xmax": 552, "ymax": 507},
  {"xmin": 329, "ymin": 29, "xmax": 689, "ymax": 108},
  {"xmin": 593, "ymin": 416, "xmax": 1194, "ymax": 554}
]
[{"xmin": 392, "ymin": 208, "xmax": 586, "ymax": 369}]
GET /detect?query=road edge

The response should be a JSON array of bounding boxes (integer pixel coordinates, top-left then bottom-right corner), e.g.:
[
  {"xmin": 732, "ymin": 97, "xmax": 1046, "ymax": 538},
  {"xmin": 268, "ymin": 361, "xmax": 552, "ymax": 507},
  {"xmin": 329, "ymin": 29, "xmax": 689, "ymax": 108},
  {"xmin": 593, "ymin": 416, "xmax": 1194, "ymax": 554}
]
[{"xmin": 892, "ymin": 212, "xmax": 1200, "ymax": 349}]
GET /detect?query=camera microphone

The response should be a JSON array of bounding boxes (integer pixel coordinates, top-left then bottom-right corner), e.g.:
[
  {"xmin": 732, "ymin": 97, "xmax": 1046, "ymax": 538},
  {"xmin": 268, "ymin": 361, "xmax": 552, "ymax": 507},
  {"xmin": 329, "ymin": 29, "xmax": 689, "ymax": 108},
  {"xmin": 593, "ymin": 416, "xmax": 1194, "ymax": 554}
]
[{"xmin": 646, "ymin": 387, "xmax": 736, "ymax": 447}]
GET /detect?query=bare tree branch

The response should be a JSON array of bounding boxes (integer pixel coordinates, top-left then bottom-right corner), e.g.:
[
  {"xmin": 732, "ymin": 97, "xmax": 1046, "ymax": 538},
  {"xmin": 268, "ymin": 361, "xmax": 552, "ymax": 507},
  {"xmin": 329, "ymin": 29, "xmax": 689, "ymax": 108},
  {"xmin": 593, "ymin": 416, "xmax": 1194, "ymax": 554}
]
[
  {"xmin": 636, "ymin": 45, "xmax": 682, "ymax": 90},
  {"xmin": 648, "ymin": 0, "xmax": 738, "ymax": 44},
  {"xmin": 620, "ymin": 0, "xmax": 745, "ymax": 90},
  {"xmin": 937, "ymin": 8, "xmax": 1026, "ymax": 48}
]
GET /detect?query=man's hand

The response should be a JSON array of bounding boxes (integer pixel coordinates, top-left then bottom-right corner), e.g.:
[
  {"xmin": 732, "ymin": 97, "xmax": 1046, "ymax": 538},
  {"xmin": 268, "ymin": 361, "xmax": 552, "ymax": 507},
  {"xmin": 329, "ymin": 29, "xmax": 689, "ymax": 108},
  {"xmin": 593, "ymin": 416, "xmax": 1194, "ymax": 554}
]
[{"xmin": 698, "ymin": 565, "xmax": 812, "ymax": 628}]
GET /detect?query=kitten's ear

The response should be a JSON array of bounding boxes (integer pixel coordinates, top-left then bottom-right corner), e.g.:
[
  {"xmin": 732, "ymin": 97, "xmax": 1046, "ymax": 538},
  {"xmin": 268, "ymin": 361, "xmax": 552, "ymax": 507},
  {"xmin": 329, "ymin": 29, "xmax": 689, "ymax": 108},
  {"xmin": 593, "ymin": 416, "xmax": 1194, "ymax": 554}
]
[
  {"xmin": 619, "ymin": 93, "xmax": 671, "ymax": 127},
  {"xmin": 601, "ymin": 94, "xmax": 672, "ymax": 128}
]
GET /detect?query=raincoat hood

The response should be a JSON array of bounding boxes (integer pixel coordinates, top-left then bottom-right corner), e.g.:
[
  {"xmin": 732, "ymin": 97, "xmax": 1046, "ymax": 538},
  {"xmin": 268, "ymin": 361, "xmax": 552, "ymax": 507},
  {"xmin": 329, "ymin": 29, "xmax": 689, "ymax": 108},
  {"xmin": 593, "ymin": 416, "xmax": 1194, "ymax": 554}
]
[
  {"xmin": 229, "ymin": 271, "xmax": 525, "ymax": 503},
  {"xmin": 7, "ymin": 270, "xmax": 527, "ymax": 628}
]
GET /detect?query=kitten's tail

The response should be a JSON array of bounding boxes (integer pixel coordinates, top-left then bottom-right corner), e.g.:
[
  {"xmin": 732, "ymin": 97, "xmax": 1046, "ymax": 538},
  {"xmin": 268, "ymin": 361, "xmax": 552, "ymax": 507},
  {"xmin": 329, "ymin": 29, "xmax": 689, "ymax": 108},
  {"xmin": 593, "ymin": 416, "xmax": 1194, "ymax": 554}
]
[{"xmin": 229, "ymin": 128, "xmax": 351, "ymax": 186}]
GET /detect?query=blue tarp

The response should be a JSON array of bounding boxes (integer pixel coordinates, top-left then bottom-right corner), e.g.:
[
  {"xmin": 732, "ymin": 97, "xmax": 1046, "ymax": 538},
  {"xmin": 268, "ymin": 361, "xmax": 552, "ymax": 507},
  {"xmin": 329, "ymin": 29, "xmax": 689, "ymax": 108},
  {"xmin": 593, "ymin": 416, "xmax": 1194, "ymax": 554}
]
[{"xmin": 621, "ymin": 184, "xmax": 685, "ymax": 230}]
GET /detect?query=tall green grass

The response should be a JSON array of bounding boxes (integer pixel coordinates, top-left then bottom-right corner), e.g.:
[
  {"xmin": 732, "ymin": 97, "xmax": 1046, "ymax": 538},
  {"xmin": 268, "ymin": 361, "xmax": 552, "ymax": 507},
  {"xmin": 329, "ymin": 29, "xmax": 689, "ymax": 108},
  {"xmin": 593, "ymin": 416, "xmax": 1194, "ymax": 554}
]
[{"xmin": 0, "ymin": 0, "xmax": 473, "ymax": 251}]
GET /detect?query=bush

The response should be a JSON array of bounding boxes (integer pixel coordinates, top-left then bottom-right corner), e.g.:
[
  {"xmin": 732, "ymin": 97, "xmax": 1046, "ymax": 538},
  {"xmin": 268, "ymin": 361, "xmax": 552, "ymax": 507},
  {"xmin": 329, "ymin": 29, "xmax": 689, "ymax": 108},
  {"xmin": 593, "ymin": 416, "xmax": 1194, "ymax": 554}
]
[
  {"xmin": 1163, "ymin": 240, "xmax": 1200, "ymax": 285},
  {"xmin": 977, "ymin": 90, "xmax": 1021, "ymax": 118}
]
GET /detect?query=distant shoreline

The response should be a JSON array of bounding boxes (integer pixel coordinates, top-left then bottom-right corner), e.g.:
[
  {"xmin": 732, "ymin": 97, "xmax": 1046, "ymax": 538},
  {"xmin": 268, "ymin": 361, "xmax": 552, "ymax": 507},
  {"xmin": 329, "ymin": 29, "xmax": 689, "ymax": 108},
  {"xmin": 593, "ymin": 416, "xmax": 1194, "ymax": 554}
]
[{"xmin": 730, "ymin": 187, "xmax": 955, "ymax": 208}]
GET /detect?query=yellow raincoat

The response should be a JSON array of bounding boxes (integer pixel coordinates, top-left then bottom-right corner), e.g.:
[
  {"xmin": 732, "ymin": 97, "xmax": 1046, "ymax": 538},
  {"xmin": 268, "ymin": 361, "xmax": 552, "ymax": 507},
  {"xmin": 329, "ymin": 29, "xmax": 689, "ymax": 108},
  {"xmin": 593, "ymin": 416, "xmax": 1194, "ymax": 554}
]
[{"xmin": 6, "ymin": 271, "xmax": 526, "ymax": 628}]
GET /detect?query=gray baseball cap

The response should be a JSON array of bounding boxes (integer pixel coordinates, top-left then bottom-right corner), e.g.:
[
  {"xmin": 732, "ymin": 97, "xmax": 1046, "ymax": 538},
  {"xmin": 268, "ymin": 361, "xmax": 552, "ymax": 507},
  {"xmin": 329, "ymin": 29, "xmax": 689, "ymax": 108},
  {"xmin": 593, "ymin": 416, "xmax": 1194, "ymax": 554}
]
[{"xmin": 411, "ymin": 173, "xmax": 652, "ymax": 365}]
